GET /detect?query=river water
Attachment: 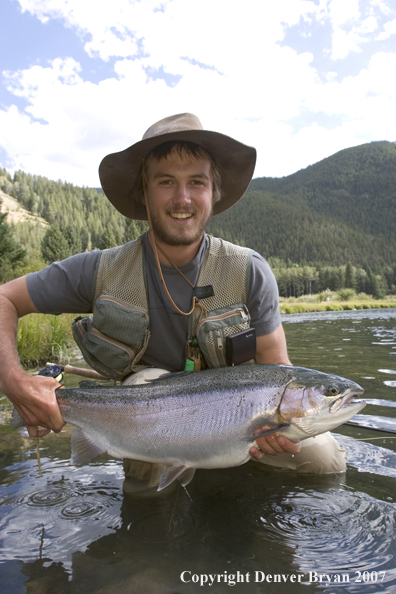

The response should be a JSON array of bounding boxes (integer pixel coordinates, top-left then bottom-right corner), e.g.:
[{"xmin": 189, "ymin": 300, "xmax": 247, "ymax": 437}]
[{"xmin": 0, "ymin": 309, "xmax": 395, "ymax": 593}]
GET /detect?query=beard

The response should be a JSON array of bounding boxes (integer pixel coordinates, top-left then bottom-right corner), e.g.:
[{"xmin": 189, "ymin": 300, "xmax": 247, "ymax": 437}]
[{"xmin": 149, "ymin": 206, "xmax": 213, "ymax": 247}]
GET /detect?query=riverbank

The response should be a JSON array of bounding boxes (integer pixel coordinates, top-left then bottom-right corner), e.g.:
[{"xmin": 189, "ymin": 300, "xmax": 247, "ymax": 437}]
[
  {"xmin": 18, "ymin": 313, "xmax": 77, "ymax": 367},
  {"xmin": 279, "ymin": 297, "xmax": 396, "ymax": 314}
]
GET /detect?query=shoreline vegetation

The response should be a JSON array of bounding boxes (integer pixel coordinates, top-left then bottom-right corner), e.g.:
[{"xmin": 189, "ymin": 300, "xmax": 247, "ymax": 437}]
[
  {"xmin": 17, "ymin": 293, "xmax": 396, "ymax": 368},
  {"xmin": 279, "ymin": 289, "xmax": 396, "ymax": 314}
]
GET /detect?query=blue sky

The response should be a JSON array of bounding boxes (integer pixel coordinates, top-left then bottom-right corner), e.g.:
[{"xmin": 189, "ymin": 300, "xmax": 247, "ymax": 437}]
[{"xmin": 0, "ymin": 0, "xmax": 395, "ymax": 187}]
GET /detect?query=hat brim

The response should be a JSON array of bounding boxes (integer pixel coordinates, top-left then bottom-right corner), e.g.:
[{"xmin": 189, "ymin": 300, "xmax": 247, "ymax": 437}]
[{"xmin": 99, "ymin": 130, "xmax": 256, "ymax": 220}]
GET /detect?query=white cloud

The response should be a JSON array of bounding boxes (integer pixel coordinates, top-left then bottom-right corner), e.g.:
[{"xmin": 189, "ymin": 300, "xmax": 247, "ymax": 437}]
[
  {"xmin": 0, "ymin": 0, "xmax": 395, "ymax": 185},
  {"xmin": 327, "ymin": 0, "xmax": 395, "ymax": 59},
  {"xmin": 377, "ymin": 17, "xmax": 396, "ymax": 39},
  {"xmin": 328, "ymin": 0, "xmax": 361, "ymax": 29}
]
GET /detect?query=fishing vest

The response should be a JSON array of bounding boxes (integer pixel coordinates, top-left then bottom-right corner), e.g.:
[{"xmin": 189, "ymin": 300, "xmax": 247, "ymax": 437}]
[{"xmin": 72, "ymin": 234, "xmax": 253, "ymax": 379}]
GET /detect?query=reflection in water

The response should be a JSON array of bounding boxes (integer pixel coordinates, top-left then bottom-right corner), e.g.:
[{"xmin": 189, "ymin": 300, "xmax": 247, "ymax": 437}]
[{"xmin": 1, "ymin": 309, "xmax": 396, "ymax": 593}]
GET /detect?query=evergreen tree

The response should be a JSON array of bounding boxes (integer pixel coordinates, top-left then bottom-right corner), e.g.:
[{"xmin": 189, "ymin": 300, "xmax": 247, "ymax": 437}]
[
  {"xmin": 100, "ymin": 227, "xmax": 118, "ymax": 249},
  {"xmin": 41, "ymin": 224, "xmax": 72, "ymax": 263},
  {"xmin": 0, "ymin": 209, "xmax": 26, "ymax": 282},
  {"xmin": 345, "ymin": 262, "xmax": 355, "ymax": 289},
  {"xmin": 64, "ymin": 225, "xmax": 83, "ymax": 256}
]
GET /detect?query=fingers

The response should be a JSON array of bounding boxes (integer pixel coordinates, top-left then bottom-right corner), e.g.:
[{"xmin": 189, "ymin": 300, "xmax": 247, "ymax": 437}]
[
  {"xmin": 250, "ymin": 432, "xmax": 301, "ymax": 459},
  {"xmin": 44, "ymin": 396, "xmax": 65, "ymax": 433},
  {"xmin": 27, "ymin": 425, "xmax": 52, "ymax": 438}
]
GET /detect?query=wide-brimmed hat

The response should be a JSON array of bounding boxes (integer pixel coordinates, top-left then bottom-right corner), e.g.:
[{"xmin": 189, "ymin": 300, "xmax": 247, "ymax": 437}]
[{"xmin": 99, "ymin": 113, "xmax": 256, "ymax": 220}]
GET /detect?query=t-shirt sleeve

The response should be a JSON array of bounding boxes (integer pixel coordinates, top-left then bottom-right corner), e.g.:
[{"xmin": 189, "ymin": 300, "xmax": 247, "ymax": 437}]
[
  {"xmin": 247, "ymin": 251, "xmax": 281, "ymax": 337},
  {"xmin": 26, "ymin": 251, "xmax": 101, "ymax": 315}
]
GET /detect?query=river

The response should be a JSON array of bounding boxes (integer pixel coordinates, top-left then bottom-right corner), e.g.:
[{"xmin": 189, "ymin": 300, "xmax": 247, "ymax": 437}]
[{"xmin": 0, "ymin": 308, "xmax": 395, "ymax": 593}]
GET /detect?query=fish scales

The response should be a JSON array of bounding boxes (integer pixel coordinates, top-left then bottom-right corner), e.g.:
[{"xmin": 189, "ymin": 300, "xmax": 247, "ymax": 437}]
[{"xmin": 59, "ymin": 384, "xmax": 279, "ymax": 467}]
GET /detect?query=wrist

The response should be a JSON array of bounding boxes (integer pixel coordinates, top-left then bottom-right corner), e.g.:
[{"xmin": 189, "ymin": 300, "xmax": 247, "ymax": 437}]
[{"xmin": 0, "ymin": 366, "xmax": 31, "ymax": 402}]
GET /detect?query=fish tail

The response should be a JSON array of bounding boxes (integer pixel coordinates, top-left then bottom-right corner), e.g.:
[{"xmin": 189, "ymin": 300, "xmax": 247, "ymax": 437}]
[{"xmin": 9, "ymin": 408, "xmax": 25, "ymax": 427}]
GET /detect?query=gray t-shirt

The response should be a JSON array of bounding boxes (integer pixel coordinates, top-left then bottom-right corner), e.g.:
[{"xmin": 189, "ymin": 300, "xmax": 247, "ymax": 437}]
[{"xmin": 27, "ymin": 233, "xmax": 281, "ymax": 371}]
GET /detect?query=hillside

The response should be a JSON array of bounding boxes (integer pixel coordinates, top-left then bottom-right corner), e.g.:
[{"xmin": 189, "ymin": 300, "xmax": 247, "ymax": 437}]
[
  {"xmin": 208, "ymin": 141, "xmax": 396, "ymax": 268},
  {"xmin": 1, "ymin": 141, "xmax": 395, "ymax": 286},
  {"xmin": 0, "ymin": 190, "xmax": 47, "ymax": 226}
]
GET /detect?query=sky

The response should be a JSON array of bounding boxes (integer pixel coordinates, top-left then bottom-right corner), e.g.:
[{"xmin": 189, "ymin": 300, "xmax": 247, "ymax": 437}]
[{"xmin": 0, "ymin": 0, "xmax": 395, "ymax": 187}]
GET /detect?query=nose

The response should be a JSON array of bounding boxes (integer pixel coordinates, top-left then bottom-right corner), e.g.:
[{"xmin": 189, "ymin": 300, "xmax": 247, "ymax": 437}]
[{"xmin": 173, "ymin": 182, "xmax": 191, "ymax": 204}]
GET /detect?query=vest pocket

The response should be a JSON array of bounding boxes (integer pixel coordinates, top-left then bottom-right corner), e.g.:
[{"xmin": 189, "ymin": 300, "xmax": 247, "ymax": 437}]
[
  {"xmin": 72, "ymin": 317, "xmax": 136, "ymax": 379},
  {"xmin": 195, "ymin": 303, "xmax": 251, "ymax": 368},
  {"xmin": 72, "ymin": 292, "xmax": 150, "ymax": 379},
  {"xmin": 94, "ymin": 293, "xmax": 149, "ymax": 348}
]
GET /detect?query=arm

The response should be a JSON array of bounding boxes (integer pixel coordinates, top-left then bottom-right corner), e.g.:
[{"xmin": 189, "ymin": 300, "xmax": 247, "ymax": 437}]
[
  {"xmin": 255, "ymin": 324, "xmax": 291, "ymax": 365},
  {"xmin": 0, "ymin": 276, "xmax": 64, "ymax": 437},
  {"xmin": 250, "ymin": 324, "xmax": 301, "ymax": 459}
]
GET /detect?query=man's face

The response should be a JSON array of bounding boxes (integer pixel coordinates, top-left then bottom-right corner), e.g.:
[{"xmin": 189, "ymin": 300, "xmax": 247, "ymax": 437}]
[{"xmin": 145, "ymin": 148, "xmax": 214, "ymax": 247}]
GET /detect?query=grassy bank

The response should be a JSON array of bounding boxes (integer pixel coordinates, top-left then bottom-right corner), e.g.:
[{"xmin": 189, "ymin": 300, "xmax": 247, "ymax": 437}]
[
  {"xmin": 279, "ymin": 294, "xmax": 396, "ymax": 315},
  {"xmin": 17, "ymin": 313, "xmax": 78, "ymax": 367}
]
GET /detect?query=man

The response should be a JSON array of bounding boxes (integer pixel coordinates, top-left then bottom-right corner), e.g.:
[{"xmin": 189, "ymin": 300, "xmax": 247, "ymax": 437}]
[{"xmin": 0, "ymin": 114, "xmax": 344, "ymax": 489}]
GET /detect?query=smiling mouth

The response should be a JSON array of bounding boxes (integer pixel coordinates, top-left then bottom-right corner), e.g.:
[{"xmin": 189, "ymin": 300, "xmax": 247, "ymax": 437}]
[{"xmin": 170, "ymin": 212, "xmax": 193, "ymax": 220}]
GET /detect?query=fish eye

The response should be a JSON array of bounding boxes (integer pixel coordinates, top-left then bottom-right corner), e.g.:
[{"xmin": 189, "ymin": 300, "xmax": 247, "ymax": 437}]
[{"xmin": 327, "ymin": 386, "xmax": 339, "ymax": 396}]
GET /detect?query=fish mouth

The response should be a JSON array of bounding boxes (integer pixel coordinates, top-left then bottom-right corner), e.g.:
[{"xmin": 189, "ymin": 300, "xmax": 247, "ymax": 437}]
[{"xmin": 329, "ymin": 387, "xmax": 366, "ymax": 414}]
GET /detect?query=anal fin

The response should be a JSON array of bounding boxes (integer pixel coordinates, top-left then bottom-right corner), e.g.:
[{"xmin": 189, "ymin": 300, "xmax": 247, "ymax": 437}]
[{"xmin": 158, "ymin": 465, "xmax": 196, "ymax": 491}]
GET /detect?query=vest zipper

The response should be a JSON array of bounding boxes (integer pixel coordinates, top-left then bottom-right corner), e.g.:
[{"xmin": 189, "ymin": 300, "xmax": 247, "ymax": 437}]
[
  {"xmin": 215, "ymin": 329, "xmax": 226, "ymax": 366},
  {"xmin": 98, "ymin": 294, "xmax": 149, "ymax": 319},
  {"xmin": 195, "ymin": 307, "xmax": 248, "ymax": 335}
]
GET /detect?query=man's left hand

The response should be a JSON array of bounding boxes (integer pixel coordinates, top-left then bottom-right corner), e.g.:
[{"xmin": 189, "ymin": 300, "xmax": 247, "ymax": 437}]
[{"xmin": 250, "ymin": 431, "xmax": 301, "ymax": 459}]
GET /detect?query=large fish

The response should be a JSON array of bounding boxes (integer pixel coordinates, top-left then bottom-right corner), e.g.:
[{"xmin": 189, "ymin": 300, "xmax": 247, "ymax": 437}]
[{"xmin": 11, "ymin": 365, "xmax": 365, "ymax": 490}]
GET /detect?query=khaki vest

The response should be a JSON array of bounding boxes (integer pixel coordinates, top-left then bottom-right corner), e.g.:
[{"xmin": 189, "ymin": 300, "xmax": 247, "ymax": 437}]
[{"xmin": 72, "ymin": 235, "xmax": 252, "ymax": 379}]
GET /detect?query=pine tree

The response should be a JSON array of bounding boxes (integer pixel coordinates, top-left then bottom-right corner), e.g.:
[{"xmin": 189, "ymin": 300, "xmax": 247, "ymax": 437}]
[
  {"xmin": 41, "ymin": 224, "xmax": 72, "ymax": 263},
  {"xmin": 345, "ymin": 262, "xmax": 355, "ymax": 289},
  {"xmin": 0, "ymin": 210, "xmax": 26, "ymax": 281}
]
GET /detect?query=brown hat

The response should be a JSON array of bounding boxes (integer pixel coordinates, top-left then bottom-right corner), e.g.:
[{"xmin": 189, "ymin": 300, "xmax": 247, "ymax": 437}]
[{"xmin": 98, "ymin": 113, "xmax": 256, "ymax": 220}]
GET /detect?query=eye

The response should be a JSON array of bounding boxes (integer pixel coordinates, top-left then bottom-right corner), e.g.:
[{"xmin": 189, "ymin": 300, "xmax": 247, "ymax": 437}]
[{"xmin": 327, "ymin": 386, "xmax": 339, "ymax": 396}]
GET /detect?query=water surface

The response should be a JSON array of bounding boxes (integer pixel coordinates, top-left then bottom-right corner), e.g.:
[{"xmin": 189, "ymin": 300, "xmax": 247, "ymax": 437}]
[{"xmin": 1, "ymin": 308, "xmax": 395, "ymax": 593}]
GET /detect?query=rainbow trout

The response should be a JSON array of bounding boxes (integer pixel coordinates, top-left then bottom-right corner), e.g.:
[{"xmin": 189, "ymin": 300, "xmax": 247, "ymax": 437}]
[{"xmin": 11, "ymin": 364, "xmax": 365, "ymax": 490}]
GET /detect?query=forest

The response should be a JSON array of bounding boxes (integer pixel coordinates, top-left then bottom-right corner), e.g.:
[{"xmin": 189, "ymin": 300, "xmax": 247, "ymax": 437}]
[{"xmin": 0, "ymin": 140, "xmax": 395, "ymax": 298}]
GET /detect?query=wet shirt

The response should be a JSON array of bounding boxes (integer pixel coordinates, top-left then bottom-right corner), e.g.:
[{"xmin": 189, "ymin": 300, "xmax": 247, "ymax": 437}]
[{"xmin": 26, "ymin": 233, "xmax": 281, "ymax": 371}]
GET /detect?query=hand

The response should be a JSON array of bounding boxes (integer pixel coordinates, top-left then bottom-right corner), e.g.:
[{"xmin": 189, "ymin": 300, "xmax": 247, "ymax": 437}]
[
  {"xmin": 4, "ymin": 373, "xmax": 64, "ymax": 437},
  {"xmin": 250, "ymin": 427, "xmax": 301, "ymax": 460}
]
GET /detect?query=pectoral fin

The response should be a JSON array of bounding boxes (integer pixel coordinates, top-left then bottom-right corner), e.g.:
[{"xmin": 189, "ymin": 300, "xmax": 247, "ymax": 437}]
[
  {"xmin": 251, "ymin": 423, "xmax": 290, "ymax": 440},
  {"xmin": 71, "ymin": 428, "xmax": 106, "ymax": 464},
  {"xmin": 158, "ymin": 465, "xmax": 196, "ymax": 491}
]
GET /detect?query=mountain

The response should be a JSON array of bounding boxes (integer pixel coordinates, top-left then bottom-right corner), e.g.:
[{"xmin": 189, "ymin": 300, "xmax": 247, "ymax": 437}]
[
  {"xmin": 1, "ymin": 141, "xmax": 395, "ymax": 270},
  {"xmin": 208, "ymin": 141, "xmax": 396, "ymax": 268}
]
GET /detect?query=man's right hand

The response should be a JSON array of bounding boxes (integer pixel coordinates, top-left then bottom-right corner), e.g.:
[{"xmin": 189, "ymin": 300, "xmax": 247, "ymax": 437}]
[
  {"xmin": 0, "ymin": 276, "xmax": 65, "ymax": 438},
  {"xmin": 4, "ymin": 373, "xmax": 64, "ymax": 437}
]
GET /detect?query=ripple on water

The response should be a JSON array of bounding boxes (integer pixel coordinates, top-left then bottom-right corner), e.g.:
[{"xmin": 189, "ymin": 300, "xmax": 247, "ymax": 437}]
[
  {"xmin": 127, "ymin": 503, "xmax": 204, "ymax": 549},
  {"xmin": 60, "ymin": 499, "xmax": 103, "ymax": 519},
  {"xmin": 0, "ymin": 466, "xmax": 123, "ymax": 567},
  {"xmin": 230, "ymin": 486, "xmax": 396, "ymax": 578},
  {"xmin": 25, "ymin": 488, "xmax": 73, "ymax": 507}
]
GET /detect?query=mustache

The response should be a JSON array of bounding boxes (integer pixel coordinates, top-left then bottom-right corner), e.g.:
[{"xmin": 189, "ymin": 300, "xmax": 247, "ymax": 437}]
[{"xmin": 165, "ymin": 205, "xmax": 196, "ymax": 215}]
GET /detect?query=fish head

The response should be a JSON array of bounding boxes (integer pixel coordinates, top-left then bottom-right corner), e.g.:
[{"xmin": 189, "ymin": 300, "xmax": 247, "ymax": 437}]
[{"xmin": 277, "ymin": 368, "xmax": 366, "ymax": 439}]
